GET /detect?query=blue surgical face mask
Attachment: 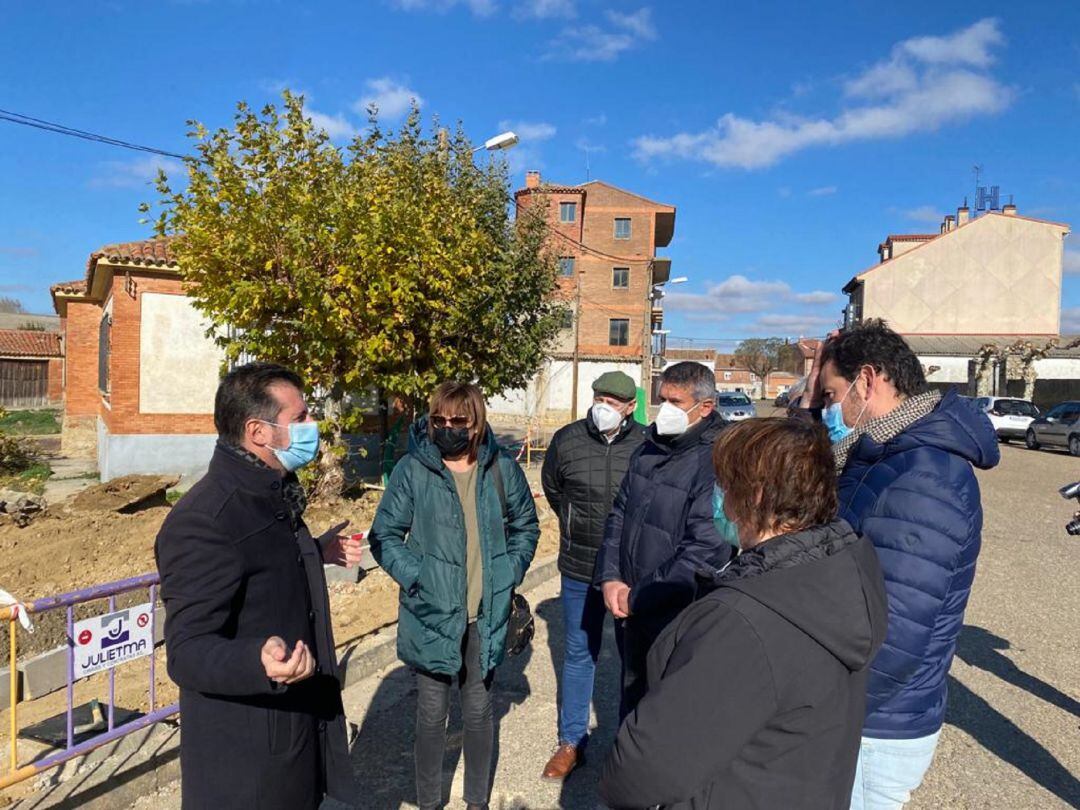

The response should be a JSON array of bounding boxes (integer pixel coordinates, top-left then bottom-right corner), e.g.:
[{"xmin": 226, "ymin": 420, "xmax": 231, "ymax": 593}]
[
  {"xmin": 262, "ymin": 420, "xmax": 320, "ymax": 471},
  {"xmin": 712, "ymin": 485, "xmax": 741, "ymax": 549},
  {"xmin": 822, "ymin": 378, "xmax": 867, "ymax": 444}
]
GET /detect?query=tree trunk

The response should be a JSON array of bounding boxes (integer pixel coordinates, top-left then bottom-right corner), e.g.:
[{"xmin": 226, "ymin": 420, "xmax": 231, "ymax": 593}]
[{"xmin": 313, "ymin": 387, "xmax": 347, "ymax": 501}]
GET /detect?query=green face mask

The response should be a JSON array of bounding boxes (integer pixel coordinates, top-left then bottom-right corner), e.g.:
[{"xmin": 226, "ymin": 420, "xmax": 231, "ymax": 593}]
[{"xmin": 712, "ymin": 485, "xmax": 741, "ymax": 549}]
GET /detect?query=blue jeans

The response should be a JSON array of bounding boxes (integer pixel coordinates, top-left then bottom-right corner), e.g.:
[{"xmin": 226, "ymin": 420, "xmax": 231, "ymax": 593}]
[
  {"xmin": 850, "ymin": 731, "xmax": 941, "ymax": 810},
  {"xmin": 557, "ymin": 575, "xmax": 607, "ymax": 748}
]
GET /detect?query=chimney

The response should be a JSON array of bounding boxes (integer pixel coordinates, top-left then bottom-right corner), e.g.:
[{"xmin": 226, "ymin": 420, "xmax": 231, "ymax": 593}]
[
  {"xmin": 1003, "ymin": 203, "xmax": 1017, "ymax": 216},
  {"xmin": 525, "ymin": 171, "xmax": 541, "ymax": 189},
  {"xmin": 943, "ymin": 214, "xmax": 956, "ymax": 233},
  {"xmin": 878, "ymin": 242, "xmax": 891, "ymax": 262},
  {"xmin": 957, "ymin": 205, "xmax": 970, "ymax": 226}
]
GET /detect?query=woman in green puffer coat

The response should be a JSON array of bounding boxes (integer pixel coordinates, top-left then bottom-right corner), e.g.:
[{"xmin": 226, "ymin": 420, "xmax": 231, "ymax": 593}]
[{"xmin": 369, "ymin": 382, "xmax": 539, "ymax": 810}]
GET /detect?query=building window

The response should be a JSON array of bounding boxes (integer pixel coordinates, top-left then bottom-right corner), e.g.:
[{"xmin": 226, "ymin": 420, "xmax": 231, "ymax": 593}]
[
  {"xmin": 560, "ymin": 309, "xmax": 574, "ymax": 330},
  {"xmin": 612, "ymin": 267, "xmax": 630, "ymax": 288},
  {"xmin": 560, "ymin": 202, "xmax": 577, "ymax": 223},
  {"xmin": 559, "ymin": 256, "xmax": 576, "ymax": 277},
  {"xmin": 614, "ymin": 217, "xmax": 631, "ymax": 239},
  {"xmin": 609, "ymin": 318, "xmax": 630, "ymax": 346},
  {"xmin": 723, "ymin": 371, "xmax": 732, "ymax": 381},
  {"xmin": 98, "ymin": 314, "xmax": 111, "ymax": 394}
]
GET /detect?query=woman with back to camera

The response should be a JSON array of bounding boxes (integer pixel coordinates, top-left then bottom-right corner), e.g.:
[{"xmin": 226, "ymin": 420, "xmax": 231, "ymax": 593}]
[
  {"xmin": 599, "ymin": 417, "xmax": 888, "ymax": 809},
  {"xmin": 368, "ymin": 382, "xmax": 539, "ymax": 810}
]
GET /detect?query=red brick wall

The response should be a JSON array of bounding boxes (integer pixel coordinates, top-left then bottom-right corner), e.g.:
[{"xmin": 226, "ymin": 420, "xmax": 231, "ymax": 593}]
[
  {"xmin": 103, "ymin": 271, "xmax": 217, "ymax": 436},
  {"xmin": 47, "ymin": 358, "xmax": 63, "ymax": 403},
  {"xmin": 63, "ymin": 299, "xmax": 103, "ymax": 418}
]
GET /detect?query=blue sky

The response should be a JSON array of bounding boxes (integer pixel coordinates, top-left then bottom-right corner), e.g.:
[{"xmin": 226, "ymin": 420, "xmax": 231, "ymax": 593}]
[{"xmin": 1, "ymin": 0, "xmax": 1078, "ymax": 340}]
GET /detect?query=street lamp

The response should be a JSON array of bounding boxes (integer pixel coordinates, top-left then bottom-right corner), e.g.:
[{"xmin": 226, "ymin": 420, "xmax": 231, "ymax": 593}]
[{"xmin": 473, "ymin": 131, "xmax": 519, "ymax": 153}]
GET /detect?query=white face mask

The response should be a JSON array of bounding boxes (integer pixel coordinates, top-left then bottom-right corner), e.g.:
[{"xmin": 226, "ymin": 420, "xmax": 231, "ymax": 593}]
[
  {"xmin": 591, "ymin": 402, "xmax": 625, "ymax": 433},
  {"xmin": 655, "ymin": 400, "xmax": 701, "ymax": 437}
]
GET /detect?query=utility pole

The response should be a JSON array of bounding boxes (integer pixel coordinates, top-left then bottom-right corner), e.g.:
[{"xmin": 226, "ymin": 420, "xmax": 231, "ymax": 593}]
[
  {"xmin": 570, "ymin": 269, "xmax": 584, "ymax": 420},
  {"xmin": 641, "ymin": 260, "xmax": 655, "ymax": 400}
]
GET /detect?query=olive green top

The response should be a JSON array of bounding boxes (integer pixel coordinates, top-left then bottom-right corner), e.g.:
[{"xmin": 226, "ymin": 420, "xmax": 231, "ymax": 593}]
[{"xmin": 451, "ymin": 465, "xmax": 484, "ymax": 622}]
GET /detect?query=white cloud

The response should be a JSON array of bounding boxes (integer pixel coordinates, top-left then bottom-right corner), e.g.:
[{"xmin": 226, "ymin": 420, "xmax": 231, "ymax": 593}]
[
  {"xmin": 391, "ymin": 0, "xmax": 497, "ymax": 16},
  {"xmin": 1062, "ymin": 307, "xmax": 1080, "ymax": 334},
  {"xmin": 355, "ymin": 77, "xmax": 423, "ymax": 120},
  {"xmin": 498, "ymin": 120, "xmax": 557, "ymax": 141},
  {"xmin": 90, "ymin": 155, "xmax": 184, "ymax": 189},
  {"xmin": 515, "ymin": 0, "xmax": 575, "ymax": 19},
  {"xmin": 575, "ymin": 136, "xmax": 606, "ymax": 154},
  {"xmin": 807, "ymin": 185, "xmax": 837, "ymax": 197},
  {"xmin": 306, "ymin": 109, "xmax": 360, "ymax": 140},
  {"xmin": 584, "ymin": 113, "xmax": 607, "ymax": 126},
  {"xmin": 1064, "ymin": 246, "xmax": 1080, "ymax": 275},
  {"xmin": 902, "ymin": 204, "xmax": 943, "ymax": 223},
  {"xmin": 546, "ymin": 7, "xmax": 657, "ymax": 62},
  {"xmin": 665, "ymin": 274, "xmax": 836, "ymax": 316},
  {"xmin": 750, "ymin": 313, "xmax": 838, "ymax": 335},
  {"xmin": 633, "ymin": 18, "xmax": 1012, "ymax": 169}
]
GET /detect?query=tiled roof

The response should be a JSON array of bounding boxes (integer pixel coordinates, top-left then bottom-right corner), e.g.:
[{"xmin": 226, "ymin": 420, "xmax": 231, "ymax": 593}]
[
  {"xmin": 0, "ymin": 329, "xmax": 62, "ymax": 358},
  {"xmin": 886, "ymin": 234, "xmax": 937, "ymax": 242},
  {"xmin": 88, "ymin": 237, "xmax": 179, "ymax": 276},
  {"xmin": 50, "ymin": 279, "xmax": 87, "ymax": 296},
  {"xmin": 514, "ymin": 184, "xmax": 586, "ymax": 196},
  {"xmin": 904, "ymin": 334, "xmax": 1080, "ymax": 358}
]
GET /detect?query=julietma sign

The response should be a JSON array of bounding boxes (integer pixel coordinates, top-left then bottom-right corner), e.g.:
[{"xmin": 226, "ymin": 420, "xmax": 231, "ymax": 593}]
[{"xmin": 73, "ymin": 603, "xmax": 154, "ymax": 678}]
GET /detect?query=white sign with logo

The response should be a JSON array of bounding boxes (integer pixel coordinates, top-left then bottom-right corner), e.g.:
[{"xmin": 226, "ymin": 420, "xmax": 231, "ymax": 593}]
[{"xmin": 73, "ymin": 603, "xmax": 154, "ymax": 678}]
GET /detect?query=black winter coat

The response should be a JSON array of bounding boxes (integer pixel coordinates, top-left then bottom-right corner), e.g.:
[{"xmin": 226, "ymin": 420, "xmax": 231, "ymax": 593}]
[
  {"xmin": 593, "ymin": 412, "xmax": 730, "ymax": 625},
  {"xmin": 541, "ymin": 412, "xmax": 646, "ymax": 583},
  {"xmin": 599, "ymin": 521, "xmax": 888, "ymax": 810},
  {"xmin": 155, "ymin": 446, "xmax": 355, "ymax": 810}
]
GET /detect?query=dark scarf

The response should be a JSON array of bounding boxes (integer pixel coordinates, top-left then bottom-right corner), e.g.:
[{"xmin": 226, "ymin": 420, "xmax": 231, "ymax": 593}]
[{"xmin": 217, "ymin": 441, "xmax": 308, "ymax": 529}]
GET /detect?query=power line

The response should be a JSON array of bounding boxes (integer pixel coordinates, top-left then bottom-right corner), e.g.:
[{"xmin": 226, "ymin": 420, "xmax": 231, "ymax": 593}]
[{"xmin": 0, "ymin": 107, "xmax": 189, "ymax": 161}]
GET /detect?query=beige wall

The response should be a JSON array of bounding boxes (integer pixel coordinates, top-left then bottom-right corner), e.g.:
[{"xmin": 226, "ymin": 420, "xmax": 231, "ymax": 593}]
[
  {"xmin": 139, "ymin": 292, "xmax": 224, "ymax": 414},
  {"xmin": 859, "ymin": 213, "xmax": 1067, "ymax": 335}
]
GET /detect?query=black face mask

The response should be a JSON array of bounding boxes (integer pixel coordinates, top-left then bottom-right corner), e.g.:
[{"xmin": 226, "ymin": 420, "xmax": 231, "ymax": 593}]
[{"xmin": 433, "ymin": 427, "xmax": 471, "ymax": 458}]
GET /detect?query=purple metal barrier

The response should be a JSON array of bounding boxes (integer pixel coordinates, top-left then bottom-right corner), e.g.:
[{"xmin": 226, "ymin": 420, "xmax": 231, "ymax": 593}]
[{"xmin": 3, "ymin": 572, "xmax": 177, "ymax": 791}]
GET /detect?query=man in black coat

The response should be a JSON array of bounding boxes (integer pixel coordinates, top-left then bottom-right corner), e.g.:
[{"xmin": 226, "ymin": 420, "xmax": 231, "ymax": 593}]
[
  {"xmin": 539, "ymin": 371, "xmax": 646, "ymax": 781},
  {"xmin": 155, "ymin": 363, "xmax": 360, "ymax": 809},
  {"xmin": 594, "ymin": 361, "xmax": 731, "ymax": 718}
]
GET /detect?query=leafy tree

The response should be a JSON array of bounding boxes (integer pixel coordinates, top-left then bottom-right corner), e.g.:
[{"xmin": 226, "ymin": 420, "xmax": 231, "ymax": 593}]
[
  {"xmin": 734, "ymin": 337, "xmax": 787, "ymax": 399},
  {"xmin": 151, "ymin": 92, "xmax": 564, "ymax": 496}
]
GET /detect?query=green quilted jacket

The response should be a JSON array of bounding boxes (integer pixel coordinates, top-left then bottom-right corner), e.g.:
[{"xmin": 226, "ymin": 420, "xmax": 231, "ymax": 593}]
[{"xmin": 369, "ymin": 418, "xmax": 540, "ymax": 676}]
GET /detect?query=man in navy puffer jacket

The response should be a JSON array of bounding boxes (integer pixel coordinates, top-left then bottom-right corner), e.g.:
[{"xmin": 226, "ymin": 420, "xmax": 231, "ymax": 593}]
[{"xmin": 810, "ymin": 320, "xmax": 999, "ymax": 809}]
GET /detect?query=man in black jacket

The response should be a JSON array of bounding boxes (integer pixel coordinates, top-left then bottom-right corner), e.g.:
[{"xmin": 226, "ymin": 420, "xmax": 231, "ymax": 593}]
[
  {"xmin": 155, "ymin": 363, "xmax": 360, "ymax": 809},
  {"xmin": 594, "ymin": 361, "xmax": 731, "ymax": 718},
  {"xmin": 540, "ymin": 371, "xmax": 646, "ymax": 781}
]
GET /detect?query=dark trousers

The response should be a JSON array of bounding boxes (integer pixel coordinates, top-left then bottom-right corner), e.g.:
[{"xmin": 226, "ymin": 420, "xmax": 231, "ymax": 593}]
[
  {"xmin": 614, "ymin": 613, "xmax": 671, "ymax": 721},
  {"xmin": 414, "ymin": 623, "xmax": 493, "ymax": 810}
]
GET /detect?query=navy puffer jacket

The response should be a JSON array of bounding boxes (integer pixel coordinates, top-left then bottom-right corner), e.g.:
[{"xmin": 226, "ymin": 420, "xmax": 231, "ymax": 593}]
[
  {"xmin": 839, "ymin": 390, "xmax": 999, "ymax": 739},
  {"xmin": 594, "ymin": 411, "xmax": 731, "ymax": 624}
]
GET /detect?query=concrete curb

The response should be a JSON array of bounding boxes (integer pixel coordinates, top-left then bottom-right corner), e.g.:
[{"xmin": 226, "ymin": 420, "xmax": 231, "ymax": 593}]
[{"xmin": 9, "ymin": 553, "xmax": 563, "ymax": 808}]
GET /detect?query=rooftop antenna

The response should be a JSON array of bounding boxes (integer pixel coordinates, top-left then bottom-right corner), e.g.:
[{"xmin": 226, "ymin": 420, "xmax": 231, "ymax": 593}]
[
  {"xmin": 584, "ymin": 143, "xmax": 591, "ymax": 182},
  {"xmin": 973, "ymin": 164, "xmax": 982, "ymax": 210}
]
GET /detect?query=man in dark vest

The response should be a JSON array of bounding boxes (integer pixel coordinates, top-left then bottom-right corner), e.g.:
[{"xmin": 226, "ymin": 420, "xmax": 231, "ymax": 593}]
[
  {"xmin": 540, "ymin": 371, "xmax": 646, "ymax": 781},
  {"xmin": 156, "ymin": 363, "xmax": 360, "ymax": 809}
]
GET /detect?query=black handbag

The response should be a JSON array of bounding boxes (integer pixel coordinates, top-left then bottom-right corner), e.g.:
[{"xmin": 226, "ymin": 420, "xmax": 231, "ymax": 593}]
[{"xmin": 491, "ymin": 461, "xmax": 535, "ymax": 658}]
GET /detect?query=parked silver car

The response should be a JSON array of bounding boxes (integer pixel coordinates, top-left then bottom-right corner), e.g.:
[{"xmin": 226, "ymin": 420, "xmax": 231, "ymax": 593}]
[
  {"xmin": 1026, "ymin": 400, "xmax": 1080, "ymax": 456},
  {"xmin": 714, "ymin": 391, "xmax": 757, "ymax": 422}
]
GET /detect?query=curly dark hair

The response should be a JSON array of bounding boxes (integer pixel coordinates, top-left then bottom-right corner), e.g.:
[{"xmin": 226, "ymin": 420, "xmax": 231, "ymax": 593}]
[{"xmin": 821, "ymin": 319, "xmax": 927, "ymax": 397}]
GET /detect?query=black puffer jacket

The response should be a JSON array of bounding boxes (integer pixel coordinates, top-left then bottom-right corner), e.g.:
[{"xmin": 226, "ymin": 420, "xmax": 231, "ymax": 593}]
[
  {"xmin": 594, "ymin": 411, "xmax": 729, "ymax": 622},
  {"xmin": 599, "ymin": 520, "xmax": 888, "ymax": 810},
  {"xmin": 541, "ymin": 412, "xmax": 646, "ymax": 583}
]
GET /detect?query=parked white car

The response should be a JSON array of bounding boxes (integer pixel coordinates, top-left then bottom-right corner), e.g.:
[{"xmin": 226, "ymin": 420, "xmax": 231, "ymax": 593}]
[{"xmin": 971, "ymin": 396, "xmax": 1040, "ymax": 442}]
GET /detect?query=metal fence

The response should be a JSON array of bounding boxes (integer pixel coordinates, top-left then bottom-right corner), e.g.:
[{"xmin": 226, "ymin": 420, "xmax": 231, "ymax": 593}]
[{"xmin": 3, "ymin": 573, "xmax": 177, "ymax": 790}]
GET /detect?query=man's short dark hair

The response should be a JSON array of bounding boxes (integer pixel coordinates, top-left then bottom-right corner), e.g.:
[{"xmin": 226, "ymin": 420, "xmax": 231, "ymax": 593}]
[
  {"xmin": 661, "ymin": 361, "xmax": 716, "ymax": 401},
  {"xmin": 821, "ymin": 319, "xmax": 927, "ymax": 397},
  {"xmin": 214, "ymin": 362, "xmax": 304, "ymax": 446}
]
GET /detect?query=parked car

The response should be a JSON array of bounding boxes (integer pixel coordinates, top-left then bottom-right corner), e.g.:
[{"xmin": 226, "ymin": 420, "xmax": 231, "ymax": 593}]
[
  {"xmin": 971, "ymin": 396, "xmax": 1040, "ymax": 442},
  {"xmin": 1026, "ymin": 400, "xmax": 1080, "ymax": 456},
  {"xmin": 774, "ymin": 391, "xmax": 791, "ymax": 408},
  {"xmin": 715, "ymin": 391, "xmax": 757, "ymax": 422}
]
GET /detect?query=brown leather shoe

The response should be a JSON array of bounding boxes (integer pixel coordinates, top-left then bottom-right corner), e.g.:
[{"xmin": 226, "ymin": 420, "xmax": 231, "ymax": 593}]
[{"xmin": 542, "ymin": 743, "xmax": 582, "ymax": 782}]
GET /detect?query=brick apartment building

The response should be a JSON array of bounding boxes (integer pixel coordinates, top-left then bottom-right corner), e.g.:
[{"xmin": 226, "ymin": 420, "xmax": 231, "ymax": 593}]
[
  {"xmin": 51, "ymin": 239, "xmax": 223, "ymax": 479},
  {"xmin": 490, "ymin": 172, "xmax": 676, "ymax": 422}
]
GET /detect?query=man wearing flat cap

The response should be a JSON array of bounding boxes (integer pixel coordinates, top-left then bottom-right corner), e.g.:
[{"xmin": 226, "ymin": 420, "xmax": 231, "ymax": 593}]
[{"xmin": 539, "ymin": 371, "xmax": 646, "ymax": 781}]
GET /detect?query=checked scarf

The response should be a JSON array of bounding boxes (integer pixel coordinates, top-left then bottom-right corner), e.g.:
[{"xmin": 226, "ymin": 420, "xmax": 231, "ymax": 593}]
[
  {"xmin": 218, "ymin": 441, "xmax": 309, "ymax": 529},
  {"xmin": 832, "ymin": 389, "xmax": 943, "ymax": 472}
]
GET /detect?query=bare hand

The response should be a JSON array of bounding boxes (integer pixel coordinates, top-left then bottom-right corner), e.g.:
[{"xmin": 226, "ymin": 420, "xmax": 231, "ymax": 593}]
[
  {"xmin": 323, "ymin": 530, "xmax": 365, "ymax": 568},
  {"xmin": 602, "ymin": 581, "xmax": 631, "ymax": 619},
  {"xmin": 802, "ymin": 330, "xmax": 839, "ymax": 410},
  {"xmin": 261, "ymin": 636, "xmax": 316, "ymax": 685}
]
